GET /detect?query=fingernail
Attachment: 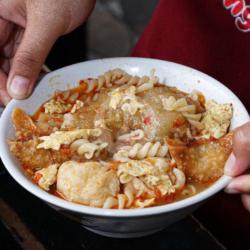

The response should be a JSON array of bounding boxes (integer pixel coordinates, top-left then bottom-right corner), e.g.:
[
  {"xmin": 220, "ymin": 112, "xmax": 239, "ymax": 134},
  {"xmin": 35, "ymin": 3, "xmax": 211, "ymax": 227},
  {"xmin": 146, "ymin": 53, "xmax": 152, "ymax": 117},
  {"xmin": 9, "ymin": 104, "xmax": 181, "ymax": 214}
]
[
  {"xmin": 224, "ymin": 153, "xmax": 236, "ymax": 176},
  {"xmin": 9, "ymin": 75, "xmax": 30, "ymax": 98}
]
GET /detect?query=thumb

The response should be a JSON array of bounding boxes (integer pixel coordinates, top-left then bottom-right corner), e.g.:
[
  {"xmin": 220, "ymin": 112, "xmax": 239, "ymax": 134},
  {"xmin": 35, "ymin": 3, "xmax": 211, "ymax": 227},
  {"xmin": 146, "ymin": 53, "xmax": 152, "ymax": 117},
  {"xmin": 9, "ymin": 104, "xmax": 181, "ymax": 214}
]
[
  {"xmin": 7, "ymin": 21, "xmax": 60, "ymax": 99},
  {"xmin": 224, "ymin": 122, "xmax": 250, "ymax": 176}
]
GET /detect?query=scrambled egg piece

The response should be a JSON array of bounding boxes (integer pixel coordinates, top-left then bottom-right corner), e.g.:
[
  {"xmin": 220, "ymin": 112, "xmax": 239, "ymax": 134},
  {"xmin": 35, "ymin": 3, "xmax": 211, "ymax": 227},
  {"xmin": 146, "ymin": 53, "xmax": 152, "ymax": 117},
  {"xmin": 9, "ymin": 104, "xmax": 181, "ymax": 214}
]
[
  {"xmin": 57, "ymin": 161, "xmax": 120, "ymax": 207},
  {"xmin": 156, "ymin": 175, "xmax": 175, "ymax": 195},
  {"xmin": 117, "ymin": 158, "xmax": 175, "ymax": 196},
  {"xmin": 117, "ymin": 159, "xmax": 158, "ymax": 177},
  {"xmin": 37, "ymin": 129, "xmax": 102, "ymax": 150},
  {"xmin": 201, "ymin": 100, "xmax": 233, "ymax": 138},
  {"xmin": 34, "ymin": 164, "xmax": 59, "ymax": 191},
  {"xmin": 70, "ymin": 100, "xmax": 84, "ymax": 113},
  {"xmin": 44, "ymin": 99, "xmax": 71, "ymax": 114},
  {"xmin": 109, "ymin": 86, "xmax": 144, "ymax": 115}
]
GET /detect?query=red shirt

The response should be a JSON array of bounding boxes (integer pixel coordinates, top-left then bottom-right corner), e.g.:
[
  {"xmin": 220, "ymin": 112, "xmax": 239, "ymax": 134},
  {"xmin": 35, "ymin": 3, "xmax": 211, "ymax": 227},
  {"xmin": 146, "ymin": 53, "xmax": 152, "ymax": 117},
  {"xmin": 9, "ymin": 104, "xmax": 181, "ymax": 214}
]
[
  {"xmin": 132, "ymin": 1, "xmax": 250, "ymax": 249},
  {"xmin": 133, "ymin": 0, "xmax": 250, "ymax": 111}
]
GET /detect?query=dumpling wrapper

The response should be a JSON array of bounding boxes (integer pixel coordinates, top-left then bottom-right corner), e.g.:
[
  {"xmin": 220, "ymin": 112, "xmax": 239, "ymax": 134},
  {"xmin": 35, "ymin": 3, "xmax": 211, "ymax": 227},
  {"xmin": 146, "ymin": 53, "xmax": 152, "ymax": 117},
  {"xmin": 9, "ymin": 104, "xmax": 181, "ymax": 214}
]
[{"xmin": 166, "ymin": 133, "xmax": 232, "ymax": 183}]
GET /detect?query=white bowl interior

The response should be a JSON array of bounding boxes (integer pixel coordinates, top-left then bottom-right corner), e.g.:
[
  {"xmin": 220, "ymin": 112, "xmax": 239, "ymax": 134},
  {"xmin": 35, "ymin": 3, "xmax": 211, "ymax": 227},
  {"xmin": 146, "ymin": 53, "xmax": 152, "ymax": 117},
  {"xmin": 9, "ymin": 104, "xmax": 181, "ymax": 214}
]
[{"xmin": 0, "ymin": 57, "xmax": 249, "ymax": 217}]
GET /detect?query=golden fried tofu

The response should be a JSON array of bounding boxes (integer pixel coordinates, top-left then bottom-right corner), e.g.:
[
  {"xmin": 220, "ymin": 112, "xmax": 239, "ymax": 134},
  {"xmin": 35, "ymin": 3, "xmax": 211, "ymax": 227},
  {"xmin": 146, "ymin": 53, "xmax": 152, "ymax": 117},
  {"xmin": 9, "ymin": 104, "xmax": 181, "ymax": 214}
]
[{"xmin": 167, "ymin": 133, "xmax": 232, "ymax": 183}]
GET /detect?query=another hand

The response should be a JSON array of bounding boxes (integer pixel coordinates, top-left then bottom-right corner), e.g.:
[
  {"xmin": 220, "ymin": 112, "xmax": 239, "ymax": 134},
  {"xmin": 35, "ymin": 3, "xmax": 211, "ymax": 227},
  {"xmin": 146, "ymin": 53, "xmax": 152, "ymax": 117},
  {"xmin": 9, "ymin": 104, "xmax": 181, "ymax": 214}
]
[
  {"xmin": 0, "ymin": 0, "xmax": 95, "ymax": 105},
  {"xmin": 224, "ymin": 121, "xmax": 250, "ymax": 212}
]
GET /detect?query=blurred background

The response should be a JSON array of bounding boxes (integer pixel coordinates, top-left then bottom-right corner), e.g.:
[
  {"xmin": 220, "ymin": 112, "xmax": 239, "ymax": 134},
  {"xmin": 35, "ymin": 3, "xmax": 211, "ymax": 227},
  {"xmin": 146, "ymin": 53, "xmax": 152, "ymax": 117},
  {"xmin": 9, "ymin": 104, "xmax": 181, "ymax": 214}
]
[{"xmin": 46, "ymin": 0, "xmax": 159, "ymax": 69}]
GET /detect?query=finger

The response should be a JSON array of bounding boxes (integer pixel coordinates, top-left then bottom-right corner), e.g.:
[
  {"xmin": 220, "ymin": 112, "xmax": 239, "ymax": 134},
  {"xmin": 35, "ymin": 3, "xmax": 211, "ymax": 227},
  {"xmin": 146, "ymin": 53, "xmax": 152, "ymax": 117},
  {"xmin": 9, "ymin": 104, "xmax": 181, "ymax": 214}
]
[
  {"xmin": 0, "ymin": 56, "xmax": 10, "ymax": 73},
  {"xmin": 7, "ymin": 17, "xmax": 62, "ymax": 99},
  {"xmin": 225, "ymin": 175, "xmax": 250, "ymax": 194},
  {"xmin": 241, "ymin": 194, "xmax": 250, "ymax": 213},
  {"xmin": 0, "ymin": 70, "xmax": 11, "ymax": 105},
  {"xmin": 224, "ymin": 122, "xmax": 250, "ymax": 176},
  {"xmin": 0, "ymin": 18, "xmax": 13, "ymax": 47}
]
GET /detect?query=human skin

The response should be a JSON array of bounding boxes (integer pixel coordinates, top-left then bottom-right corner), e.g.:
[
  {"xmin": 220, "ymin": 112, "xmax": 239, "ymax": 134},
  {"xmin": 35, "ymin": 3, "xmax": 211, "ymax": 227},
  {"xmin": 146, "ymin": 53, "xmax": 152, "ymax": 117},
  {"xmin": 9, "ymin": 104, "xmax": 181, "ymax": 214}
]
[
  {"xmin": 224, "ymin": 122, "xmax": 250, "ymax": 212},
  {"xmin": 0, "ymin": 0, "xmax": 95, "ymax": 104}
]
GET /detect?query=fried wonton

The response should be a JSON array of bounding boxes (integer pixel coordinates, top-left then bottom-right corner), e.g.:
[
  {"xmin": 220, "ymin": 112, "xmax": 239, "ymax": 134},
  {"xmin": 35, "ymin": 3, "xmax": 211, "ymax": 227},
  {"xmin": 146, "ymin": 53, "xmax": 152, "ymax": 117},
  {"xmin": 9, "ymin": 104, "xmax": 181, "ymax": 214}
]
[
  {"xmin": 12, "ymin": 108, "xmax": 38, "ymax": 140},
  {"xmin": 167, "ymin": 133, "xmax": 232, "ymax": 183}
]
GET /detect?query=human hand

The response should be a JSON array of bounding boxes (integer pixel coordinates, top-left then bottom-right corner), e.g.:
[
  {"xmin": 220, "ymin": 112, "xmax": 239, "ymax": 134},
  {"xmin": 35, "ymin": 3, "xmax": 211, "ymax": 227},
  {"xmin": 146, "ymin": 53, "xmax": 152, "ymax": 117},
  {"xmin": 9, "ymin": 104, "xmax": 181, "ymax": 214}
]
[
  {"xmin": 0, "ymin": 0, "xmax": 95, "ymax": 105},
  {"xmin": 224, "ymin": 121, "xmax": 250, "ymax": 212}
]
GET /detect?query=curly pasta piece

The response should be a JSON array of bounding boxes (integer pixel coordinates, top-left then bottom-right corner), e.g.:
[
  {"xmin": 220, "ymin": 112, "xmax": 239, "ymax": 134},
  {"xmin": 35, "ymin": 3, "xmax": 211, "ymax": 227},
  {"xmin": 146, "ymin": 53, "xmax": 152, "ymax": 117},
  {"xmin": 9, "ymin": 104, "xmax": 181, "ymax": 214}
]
[
  {"xmin": 103, "ymin": 196, "xmax": 118, "ymax": 209},
  {"xmin": 70, "ymin": 139, "xmax": 108, "ymax": 159},
  {"xmin": 84, "ymin": 69, "xmax": 124, "ymax": 93},
  {"xmin": 136, "ymin": 69, "xmax": 159, "ymax": 93},
  {"xmin": 124, "ymin": 182, "xmax": 136, "ymax": 207},
  {"xmin": 117, "ymin": 129, "xmax": 144, "ymax": 141},
  {"xmin": 134, "ymin": 198, "xmax": 155, "ymax": 208},
  {"xmin": 117, "ymin": 194, "xmax": 127, "ymax": 209},
  {"xmin": 103, "ymin": 181, "xmax": 140, "ymax": 209},
  {"xmin": 172, "ymin": 168, "xmax": 186, "ymax": 190},
  {"xmin": 162, "ymin": 96, "xmax": 204, "ymax": 130},
  {"xmin": 111, "ymin": 179, "xmax": 156, "ymax": 209},
  {"xmin": 114, "ymin": 142, "xmax": 168, "ymax": 161},
  {"xmin": 54, "ymin": 89, "xmax": 71, "ymax": 102},
  {"xmin": 82, "ymin": 68, "xmax": 159, "ymax": 96}
]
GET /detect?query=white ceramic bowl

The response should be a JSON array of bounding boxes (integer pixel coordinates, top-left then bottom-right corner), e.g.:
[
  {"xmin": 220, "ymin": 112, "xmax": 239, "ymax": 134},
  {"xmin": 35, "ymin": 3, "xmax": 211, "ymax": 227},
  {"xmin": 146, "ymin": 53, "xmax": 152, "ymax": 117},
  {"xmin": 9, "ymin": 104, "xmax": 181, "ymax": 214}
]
[{"xmin": 0, "ymin": 58, "xmax": 249, "ymax": 238}]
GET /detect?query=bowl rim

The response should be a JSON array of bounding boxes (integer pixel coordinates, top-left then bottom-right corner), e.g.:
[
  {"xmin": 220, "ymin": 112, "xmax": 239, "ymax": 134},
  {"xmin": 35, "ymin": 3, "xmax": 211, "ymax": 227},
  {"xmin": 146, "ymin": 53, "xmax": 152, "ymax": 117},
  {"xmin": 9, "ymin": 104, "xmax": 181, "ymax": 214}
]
[{"xmin": 0, "ymin": 57, "xmax": 249, "ymax": 218}]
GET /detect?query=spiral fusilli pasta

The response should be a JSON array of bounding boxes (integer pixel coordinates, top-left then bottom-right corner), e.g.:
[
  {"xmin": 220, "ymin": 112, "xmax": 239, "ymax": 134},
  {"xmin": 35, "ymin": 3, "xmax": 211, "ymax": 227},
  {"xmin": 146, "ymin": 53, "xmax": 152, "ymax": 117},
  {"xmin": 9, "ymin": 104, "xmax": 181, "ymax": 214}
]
[
  {"xmin": 114, "ymin": 142, "xmax": 168, "ymax": 161},
  {"xmin": 84, "ymin": 69, "xmax": 125, "ymax": 93},
  {"xmin": 162, "ymin": 96, "xmax": 204, "ymax": 129},
  {"xmin": 172, "ymin": 167, "xmax": 186, "ymax": 190},
  {"xmin": 102, "ymin": 182, "xmax": 135, "ymax": 209},
  {"xmin": 83, "ymin": 68, "xmax": 159, "ymax": 94},
  {"xmin": 103, "ymin": 196, "xmax": 118, "ymax": 209},
  {"xmin": 104, "ymin": 178, "xmax": 152, "ymax": 209},
  {"xmin": 117, "ymin": 129, "xmax": 144, "ymax": 141},
  {"xmin": 70, "ymin": 139, "xmax": 108, "ymax": 159}
]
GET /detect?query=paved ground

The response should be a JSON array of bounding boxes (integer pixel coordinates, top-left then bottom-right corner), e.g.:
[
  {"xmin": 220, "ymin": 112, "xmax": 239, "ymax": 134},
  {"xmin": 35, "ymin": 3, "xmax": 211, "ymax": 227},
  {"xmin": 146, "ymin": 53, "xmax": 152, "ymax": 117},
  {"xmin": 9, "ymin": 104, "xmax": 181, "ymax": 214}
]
[{"xmin": 87, "ymin": 0, "xmax": 159, "ymax": 58}]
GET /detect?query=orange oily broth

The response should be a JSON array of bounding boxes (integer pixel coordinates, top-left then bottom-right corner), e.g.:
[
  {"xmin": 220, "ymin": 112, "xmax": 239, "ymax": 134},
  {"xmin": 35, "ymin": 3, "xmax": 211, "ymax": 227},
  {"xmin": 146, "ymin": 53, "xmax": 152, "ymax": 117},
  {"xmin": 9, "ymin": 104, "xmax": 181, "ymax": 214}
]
[
  {"xmin": 175, "ymin": 181, "xmax": 212, "ymax": 201},
  {"xmin": 10, "ymin": 72, "xmax": 232, "ymax": 209}
]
